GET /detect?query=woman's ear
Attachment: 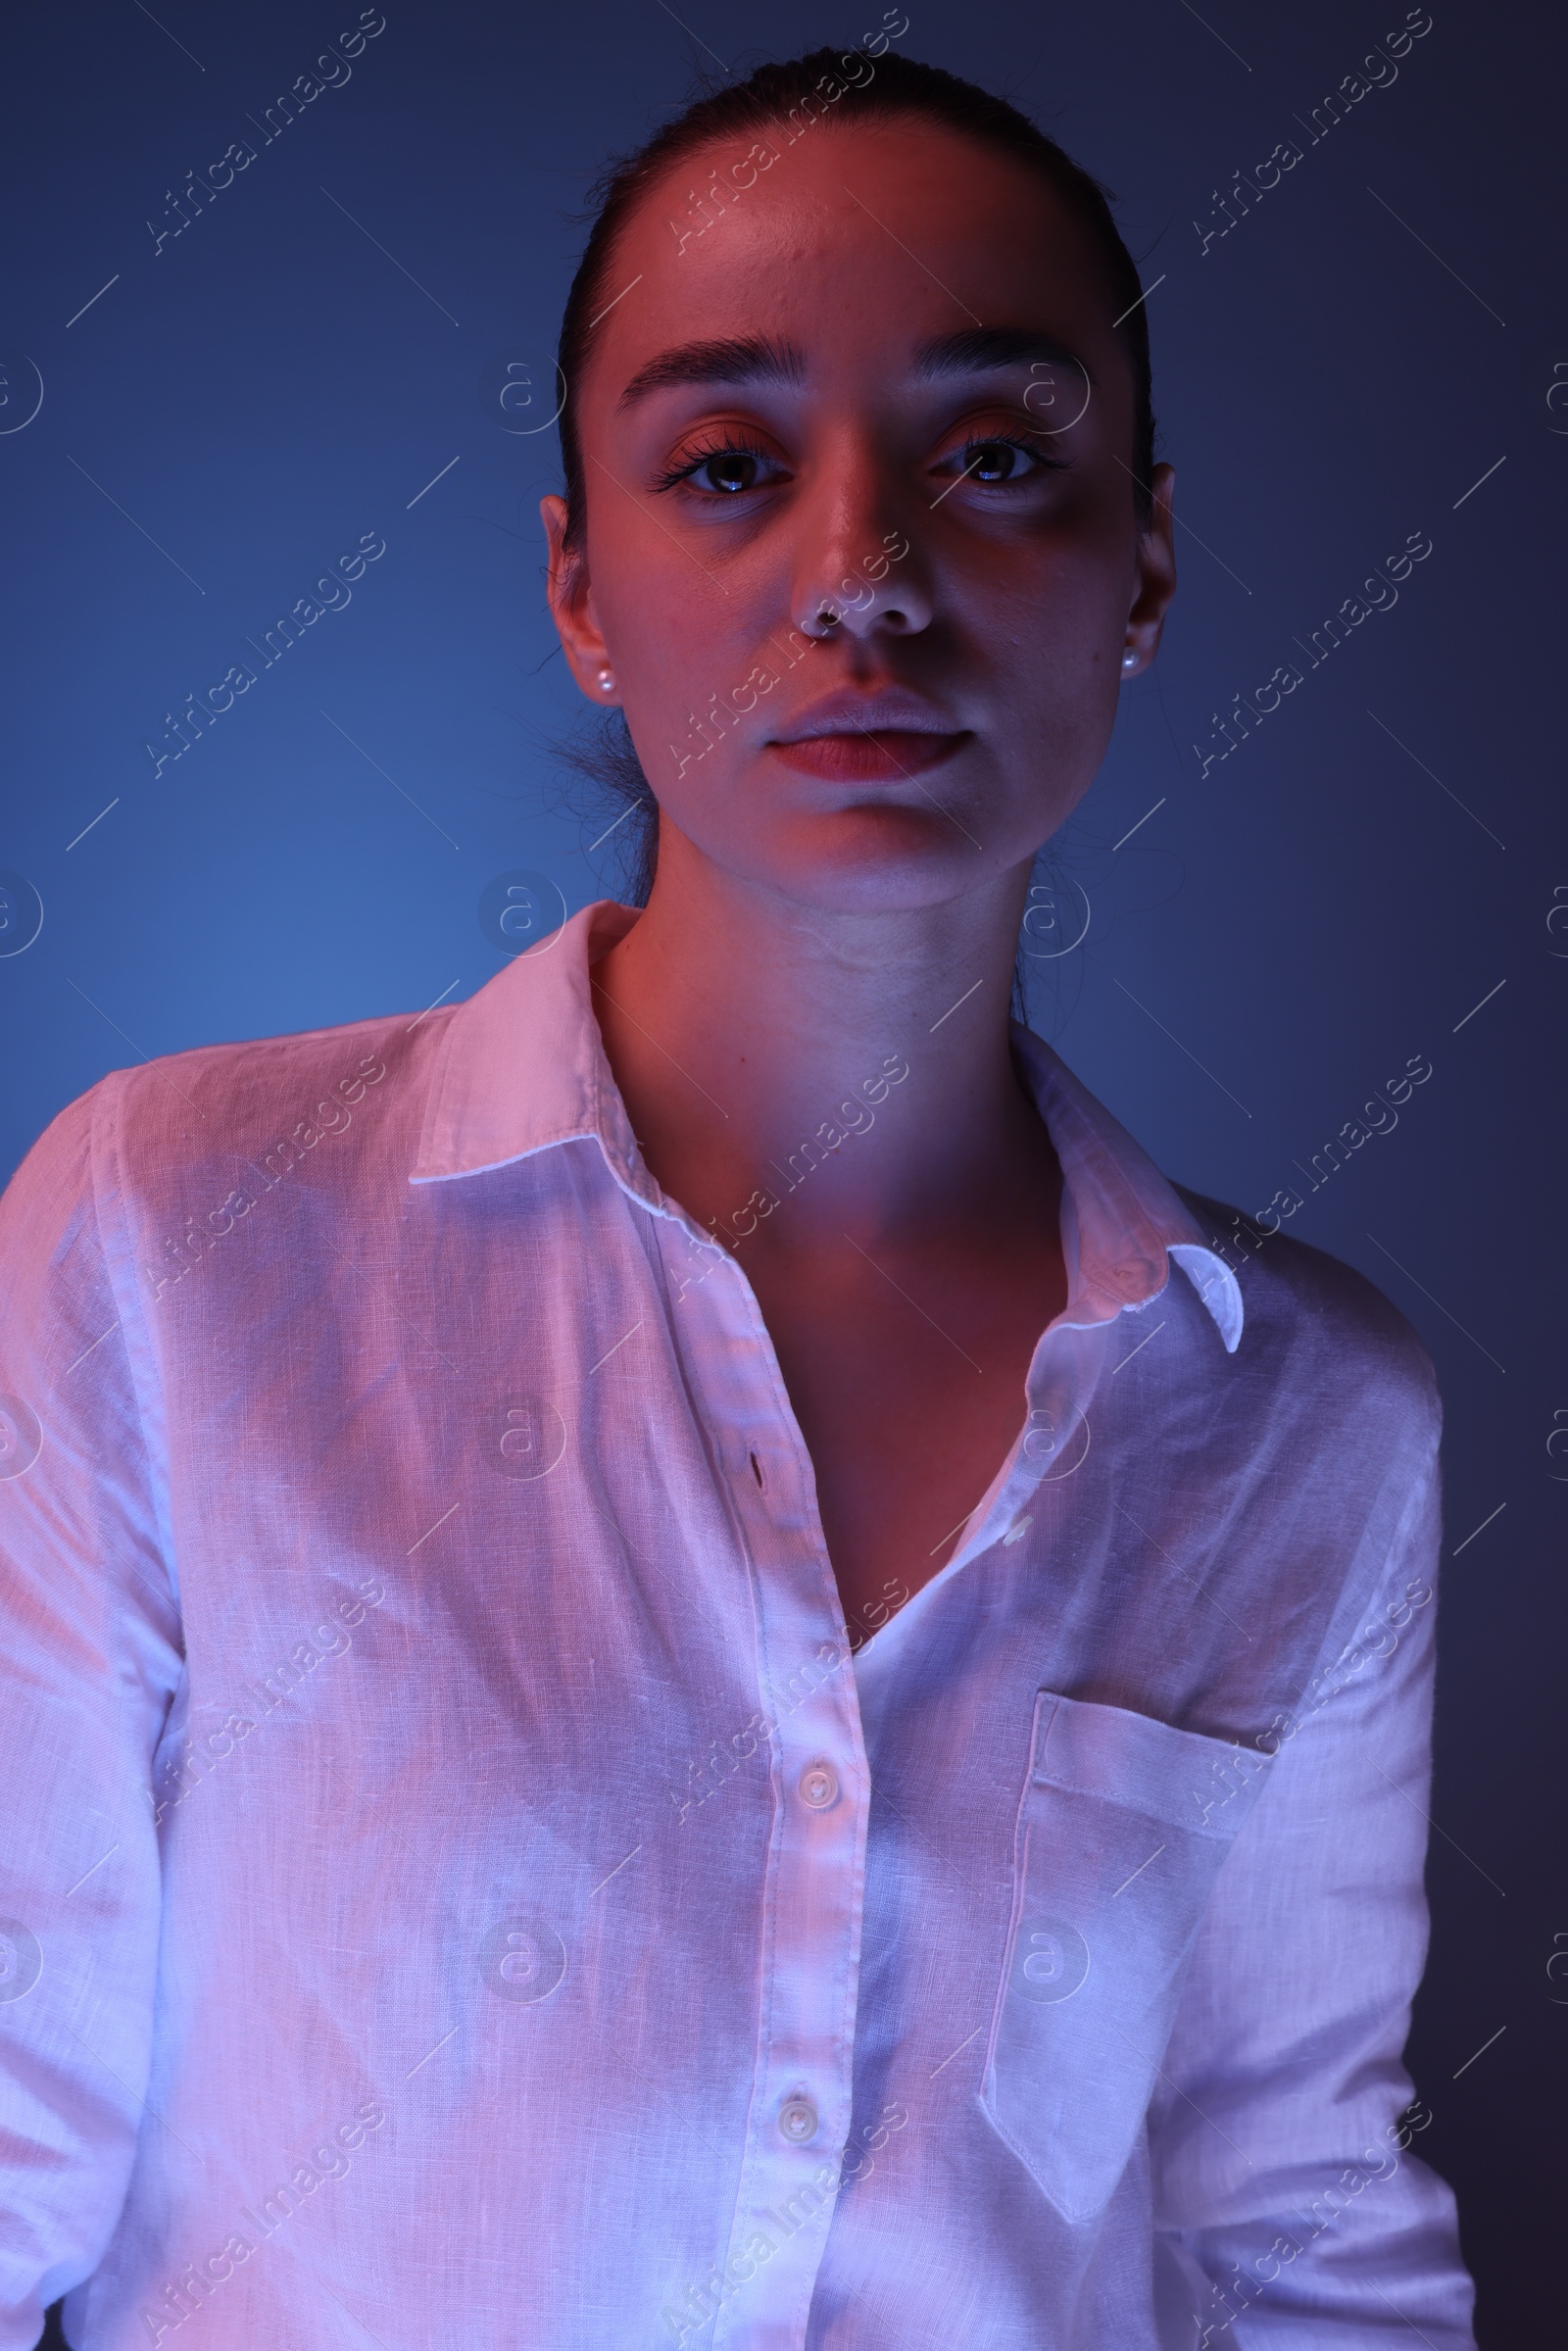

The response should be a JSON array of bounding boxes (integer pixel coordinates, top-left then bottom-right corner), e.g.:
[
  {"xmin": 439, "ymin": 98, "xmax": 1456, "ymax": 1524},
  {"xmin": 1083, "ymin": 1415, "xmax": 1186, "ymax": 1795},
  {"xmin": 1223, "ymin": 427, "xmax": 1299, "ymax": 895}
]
[
  {"xmin": 1121, "ymin": 463, "xmax": 1177, "ymax": 676},
  {"xmin": 541, "ymin": 493, "xmax": 617, "ymax": 703}
]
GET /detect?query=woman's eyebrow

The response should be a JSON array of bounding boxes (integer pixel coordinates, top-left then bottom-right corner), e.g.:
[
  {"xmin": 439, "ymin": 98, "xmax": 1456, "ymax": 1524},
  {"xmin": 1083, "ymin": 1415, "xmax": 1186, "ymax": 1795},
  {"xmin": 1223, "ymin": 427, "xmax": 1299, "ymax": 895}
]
[
  {"xmin": 911, "ymin": 326, "xmax": 1096, "ymax": 385},
  {"xmin": 616, "ymin": 334, "xmax": 807, "ymax": 410}
]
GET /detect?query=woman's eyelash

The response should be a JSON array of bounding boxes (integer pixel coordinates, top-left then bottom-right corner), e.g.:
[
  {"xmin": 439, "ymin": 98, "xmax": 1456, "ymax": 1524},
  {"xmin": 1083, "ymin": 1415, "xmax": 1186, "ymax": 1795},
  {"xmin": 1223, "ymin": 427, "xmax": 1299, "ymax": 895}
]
[{"xmin": 650, "ymin": 437, "xmax": 779, "ymax": 494}]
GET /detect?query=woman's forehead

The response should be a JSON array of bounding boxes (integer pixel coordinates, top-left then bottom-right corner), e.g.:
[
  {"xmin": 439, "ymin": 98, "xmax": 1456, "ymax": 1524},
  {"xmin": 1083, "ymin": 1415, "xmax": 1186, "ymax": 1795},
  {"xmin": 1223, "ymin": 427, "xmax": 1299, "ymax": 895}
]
[{"xmin": 585, "ymin": 118, "xmax": 1115, "ymax": 403}]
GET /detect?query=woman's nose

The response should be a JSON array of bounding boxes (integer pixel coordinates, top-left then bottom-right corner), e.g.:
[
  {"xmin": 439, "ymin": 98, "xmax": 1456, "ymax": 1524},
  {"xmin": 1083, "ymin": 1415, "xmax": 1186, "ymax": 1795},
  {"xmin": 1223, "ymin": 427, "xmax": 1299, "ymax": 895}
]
[{"xmin": 789, "ymin": 470, "xmax": 933, "ymax": 642}]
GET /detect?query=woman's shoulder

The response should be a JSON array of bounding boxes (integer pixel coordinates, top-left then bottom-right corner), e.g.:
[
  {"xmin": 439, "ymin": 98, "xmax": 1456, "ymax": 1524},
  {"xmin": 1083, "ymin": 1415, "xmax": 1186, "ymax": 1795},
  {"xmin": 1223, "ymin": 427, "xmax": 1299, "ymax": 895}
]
[
  {"xmin": 3, "ymin": 997, "xmax": 450, "ymax": 1245},
  {"xmin": 1172, "ymin": 1183, "xmax": 1442, "ymax": 1448}
]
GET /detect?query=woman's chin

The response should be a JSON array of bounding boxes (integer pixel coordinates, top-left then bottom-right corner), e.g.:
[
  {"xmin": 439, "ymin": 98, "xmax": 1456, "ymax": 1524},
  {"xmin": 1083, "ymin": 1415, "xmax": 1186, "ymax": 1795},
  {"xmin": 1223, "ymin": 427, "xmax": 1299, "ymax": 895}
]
[{"xmin": 695, "ymin": 800, "xmax": 1002, "ymax": 913}]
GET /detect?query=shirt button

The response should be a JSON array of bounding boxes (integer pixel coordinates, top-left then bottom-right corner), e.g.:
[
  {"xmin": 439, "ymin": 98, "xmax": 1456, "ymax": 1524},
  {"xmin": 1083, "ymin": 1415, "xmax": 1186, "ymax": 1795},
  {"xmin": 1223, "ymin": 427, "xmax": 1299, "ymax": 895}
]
[
  {"xmin": 798, "ymin": 1761, "xmax": 839, "ymax": 1810},
  {"xmin": 778, "ymin": 2096, "xmax": 818, "ymax": 2144}
]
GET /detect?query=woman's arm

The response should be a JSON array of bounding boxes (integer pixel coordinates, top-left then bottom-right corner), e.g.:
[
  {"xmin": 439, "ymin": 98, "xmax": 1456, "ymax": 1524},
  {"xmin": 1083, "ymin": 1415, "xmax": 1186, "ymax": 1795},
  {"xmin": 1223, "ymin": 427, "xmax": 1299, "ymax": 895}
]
[
  {"xmin": 0, "ymin": 1083, "xmax": 182, "ymax": 2351},
  {"xmin": 1148, "ymin": 1454, "xmax": 1477, "ymax": 2348}
]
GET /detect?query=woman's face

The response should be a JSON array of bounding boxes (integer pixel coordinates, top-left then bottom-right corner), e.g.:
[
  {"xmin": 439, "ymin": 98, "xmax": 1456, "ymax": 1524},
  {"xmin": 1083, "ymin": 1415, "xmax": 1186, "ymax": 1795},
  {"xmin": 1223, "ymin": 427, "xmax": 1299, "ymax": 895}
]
[{"xmin": 544, "ymin": 115, "xmax": 1176, "ymax": 914}]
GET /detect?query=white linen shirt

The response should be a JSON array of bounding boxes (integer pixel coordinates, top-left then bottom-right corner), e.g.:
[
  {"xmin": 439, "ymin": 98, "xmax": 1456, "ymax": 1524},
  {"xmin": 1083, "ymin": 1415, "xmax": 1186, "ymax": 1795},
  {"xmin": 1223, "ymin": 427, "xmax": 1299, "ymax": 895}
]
[{"xmin": 0, "ymin": 900, "xmax": 1475, "ymax": 2351}]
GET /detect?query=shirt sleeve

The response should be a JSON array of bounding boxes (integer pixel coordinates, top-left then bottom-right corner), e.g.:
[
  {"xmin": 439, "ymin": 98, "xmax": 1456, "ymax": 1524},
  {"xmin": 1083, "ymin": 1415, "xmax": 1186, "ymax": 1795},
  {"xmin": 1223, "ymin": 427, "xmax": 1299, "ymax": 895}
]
[
  {"xmin": 0, "ymin": 1080, "xmax": 183, "ymax": 2350},
  {"xmin": 1147, "ymin": 1441, "xmax": 1478, "ymax": 2349}
]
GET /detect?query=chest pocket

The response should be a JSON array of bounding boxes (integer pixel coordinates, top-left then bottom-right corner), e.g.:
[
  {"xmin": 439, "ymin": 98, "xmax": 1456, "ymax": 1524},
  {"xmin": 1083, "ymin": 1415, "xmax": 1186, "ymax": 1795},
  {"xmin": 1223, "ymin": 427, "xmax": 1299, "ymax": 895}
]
[{"xmin": 980, "ymin": 1689, "xmax": 1274, "ymax": 2226}]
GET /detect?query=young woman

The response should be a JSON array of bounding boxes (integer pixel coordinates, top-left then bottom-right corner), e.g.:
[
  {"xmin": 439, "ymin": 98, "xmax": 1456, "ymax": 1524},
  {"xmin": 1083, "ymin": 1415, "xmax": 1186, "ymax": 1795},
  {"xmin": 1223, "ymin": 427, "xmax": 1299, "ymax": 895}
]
[{"xmin": 0, "ymin": 48, "xmax": 1475, "ymax": 2351}]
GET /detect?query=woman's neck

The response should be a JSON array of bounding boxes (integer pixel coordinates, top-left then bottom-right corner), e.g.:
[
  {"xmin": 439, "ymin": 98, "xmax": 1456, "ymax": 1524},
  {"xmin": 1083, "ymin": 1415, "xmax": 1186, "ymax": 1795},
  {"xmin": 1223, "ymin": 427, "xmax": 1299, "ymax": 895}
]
[{"xmin": 588, "ymin": 822, "xmax": 1057, "ymax": 1250}]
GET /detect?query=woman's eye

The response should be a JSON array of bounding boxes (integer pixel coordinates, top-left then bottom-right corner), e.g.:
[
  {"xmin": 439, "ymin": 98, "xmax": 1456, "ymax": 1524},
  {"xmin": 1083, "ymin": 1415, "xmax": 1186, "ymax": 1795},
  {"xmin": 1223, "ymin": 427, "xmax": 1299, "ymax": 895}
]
[
  {"xmin": 952, "ymin": 436, "xmax": 1043, "ymax": 485},
  {"xmin": 665, "ymin": 444, "xmax": 784, "ymax": 496},
  {"xmin": 696, "ymin": 449, "xmax": 763, "ymax": 493}
]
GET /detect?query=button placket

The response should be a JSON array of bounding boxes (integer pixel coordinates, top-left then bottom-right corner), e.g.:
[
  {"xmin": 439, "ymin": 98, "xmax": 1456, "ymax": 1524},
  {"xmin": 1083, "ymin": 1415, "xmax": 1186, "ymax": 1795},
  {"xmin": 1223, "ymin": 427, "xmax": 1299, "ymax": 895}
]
[
  {"xmin": 657, "ymin": 1217, "xmax": 869, "ymax": 2351},
  {"xmin": 719, "ymin": 1525, "xmax": 865, "ymax": 2347}
]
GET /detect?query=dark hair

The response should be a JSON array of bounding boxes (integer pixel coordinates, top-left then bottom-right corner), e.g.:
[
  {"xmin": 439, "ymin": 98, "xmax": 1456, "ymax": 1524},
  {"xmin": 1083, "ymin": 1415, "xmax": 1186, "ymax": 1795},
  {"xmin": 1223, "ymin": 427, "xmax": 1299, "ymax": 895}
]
[{"xmin": 555, "ymin": 46, "xmax": 1155, "ymax": 949}]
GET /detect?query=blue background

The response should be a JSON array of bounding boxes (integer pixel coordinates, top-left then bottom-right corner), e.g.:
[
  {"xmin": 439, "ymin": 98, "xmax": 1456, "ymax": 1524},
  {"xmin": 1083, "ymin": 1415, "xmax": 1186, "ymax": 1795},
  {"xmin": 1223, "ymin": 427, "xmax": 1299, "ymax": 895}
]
[{"xmin": 1, "ymin": 2, "xmax": 1562, "ymax": 2340}]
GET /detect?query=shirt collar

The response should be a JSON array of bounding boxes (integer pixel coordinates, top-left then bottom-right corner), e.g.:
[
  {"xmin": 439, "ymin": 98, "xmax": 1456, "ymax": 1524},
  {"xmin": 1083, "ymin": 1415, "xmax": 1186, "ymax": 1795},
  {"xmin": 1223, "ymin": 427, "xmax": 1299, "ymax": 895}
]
[
  {"xmin": 409, "ymin": 900, "xmax": 1242, "ymax": 1353},
  {"xmin": 1006, "ymin": 1023, "xmax": 1243, "ymax": 1352}
]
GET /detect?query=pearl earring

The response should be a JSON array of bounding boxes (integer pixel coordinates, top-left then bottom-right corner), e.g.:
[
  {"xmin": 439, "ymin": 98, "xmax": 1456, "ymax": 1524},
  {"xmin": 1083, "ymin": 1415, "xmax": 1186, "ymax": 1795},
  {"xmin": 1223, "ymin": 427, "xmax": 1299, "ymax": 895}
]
[
  {"xmin": 597, "ymin": 666, "xmax": 614, "ymax": 693},
  {"xmin": 1121, "ymin": 650, "xmax": 1137, "ymax": 671}
]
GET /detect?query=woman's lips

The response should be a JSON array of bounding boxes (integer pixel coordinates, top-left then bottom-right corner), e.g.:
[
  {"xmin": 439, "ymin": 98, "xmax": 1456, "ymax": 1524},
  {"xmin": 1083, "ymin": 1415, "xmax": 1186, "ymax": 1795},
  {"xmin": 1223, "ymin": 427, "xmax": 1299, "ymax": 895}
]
[{"xmin": 767, "ymin": 729, "xmax": 967, "ymax": 780}]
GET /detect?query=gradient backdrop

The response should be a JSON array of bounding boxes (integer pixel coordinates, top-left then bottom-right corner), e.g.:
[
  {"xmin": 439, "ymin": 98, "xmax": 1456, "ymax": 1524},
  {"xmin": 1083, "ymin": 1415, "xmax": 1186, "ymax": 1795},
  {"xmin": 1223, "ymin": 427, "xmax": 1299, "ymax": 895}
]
[{"xmin": 1, "ymin": 2, "xmax": 1562, "ymax": 2341}]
